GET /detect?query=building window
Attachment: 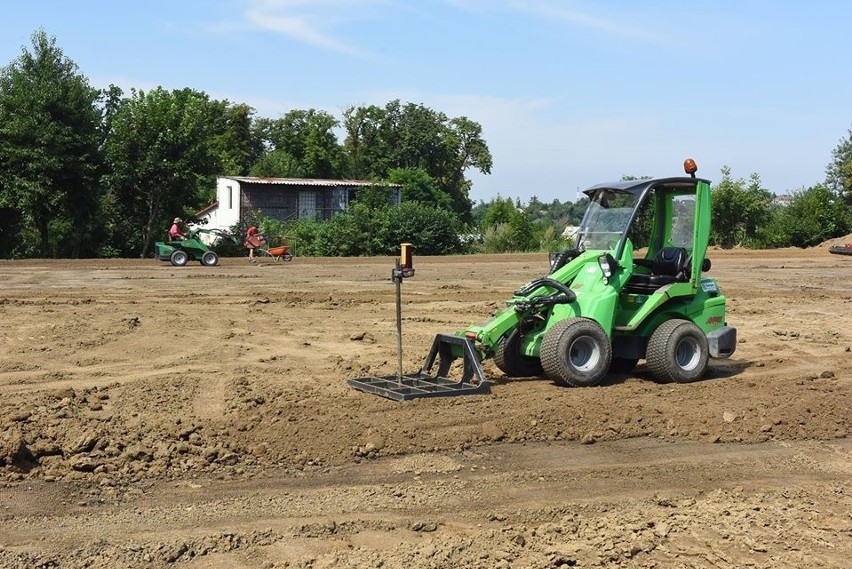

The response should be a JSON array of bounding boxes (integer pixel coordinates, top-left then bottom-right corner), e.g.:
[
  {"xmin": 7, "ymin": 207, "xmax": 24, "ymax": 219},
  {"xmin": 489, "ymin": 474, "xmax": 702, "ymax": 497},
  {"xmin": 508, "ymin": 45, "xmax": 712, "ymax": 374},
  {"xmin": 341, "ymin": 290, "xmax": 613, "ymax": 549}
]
[{"xmin": 228, "ymin": 186, "xmax": 233, "ymax": 209}]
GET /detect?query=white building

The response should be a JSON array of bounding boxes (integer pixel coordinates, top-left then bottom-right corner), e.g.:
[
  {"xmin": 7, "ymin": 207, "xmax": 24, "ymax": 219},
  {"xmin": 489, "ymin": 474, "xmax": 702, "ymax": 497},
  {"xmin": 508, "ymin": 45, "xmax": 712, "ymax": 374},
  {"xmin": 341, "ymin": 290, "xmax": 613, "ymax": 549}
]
[{"xmin": 198, "ymin": 176, "xmax": 401, "ymax": 231}]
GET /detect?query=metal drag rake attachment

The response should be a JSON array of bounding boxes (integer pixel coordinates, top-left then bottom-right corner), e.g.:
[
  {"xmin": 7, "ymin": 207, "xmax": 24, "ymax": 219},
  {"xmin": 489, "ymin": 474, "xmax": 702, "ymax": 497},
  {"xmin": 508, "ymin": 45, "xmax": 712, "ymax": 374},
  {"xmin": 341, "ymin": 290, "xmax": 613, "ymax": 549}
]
[
  {"xmin": 346, "ymin": 243, "xmax": 491, "ymax": 401},
  {"xmin": 346, "ymin": 333, "xmax": 490, "ymax": 401}
]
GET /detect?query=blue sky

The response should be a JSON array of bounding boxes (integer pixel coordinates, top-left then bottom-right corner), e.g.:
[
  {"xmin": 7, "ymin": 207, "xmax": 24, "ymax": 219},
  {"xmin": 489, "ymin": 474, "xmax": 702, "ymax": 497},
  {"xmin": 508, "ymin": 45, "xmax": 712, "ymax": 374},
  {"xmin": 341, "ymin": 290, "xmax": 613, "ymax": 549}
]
[{"xmin": 2, "ymin": 0, "xmax": 850, "ymax": 204}]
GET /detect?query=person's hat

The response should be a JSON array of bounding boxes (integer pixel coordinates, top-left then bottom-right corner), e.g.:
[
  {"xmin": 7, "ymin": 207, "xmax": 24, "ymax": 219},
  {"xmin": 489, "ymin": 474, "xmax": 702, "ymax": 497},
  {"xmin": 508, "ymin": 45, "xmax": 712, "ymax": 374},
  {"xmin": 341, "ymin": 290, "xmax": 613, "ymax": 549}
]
[{"xmin": 173, "ymin": 217, "xmax": 182, "ymax": 223}]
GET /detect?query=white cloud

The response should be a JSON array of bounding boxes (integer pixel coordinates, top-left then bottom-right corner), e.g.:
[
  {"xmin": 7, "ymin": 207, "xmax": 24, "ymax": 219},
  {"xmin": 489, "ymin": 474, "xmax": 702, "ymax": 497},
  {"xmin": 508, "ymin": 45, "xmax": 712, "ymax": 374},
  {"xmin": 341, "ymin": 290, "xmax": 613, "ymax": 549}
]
[
  {"xmin": 446, "ymin": 0, "xmax": 668, "ymax": 45},
  {"xmin": 507, "ymin": 0, "xmax": 666, "ymax": 44},
  {"xmin": 240, "ymin": 0, "xmax": 395, "ymax": 56}
]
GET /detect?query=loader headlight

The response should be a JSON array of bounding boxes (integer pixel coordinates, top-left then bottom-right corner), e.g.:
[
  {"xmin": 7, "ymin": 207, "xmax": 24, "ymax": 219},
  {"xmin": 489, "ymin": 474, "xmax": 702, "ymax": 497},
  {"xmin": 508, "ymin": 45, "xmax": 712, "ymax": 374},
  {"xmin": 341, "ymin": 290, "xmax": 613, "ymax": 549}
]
[{"xmin": 598, "ymin": 253, "xmax": 618, "ymax": 285}]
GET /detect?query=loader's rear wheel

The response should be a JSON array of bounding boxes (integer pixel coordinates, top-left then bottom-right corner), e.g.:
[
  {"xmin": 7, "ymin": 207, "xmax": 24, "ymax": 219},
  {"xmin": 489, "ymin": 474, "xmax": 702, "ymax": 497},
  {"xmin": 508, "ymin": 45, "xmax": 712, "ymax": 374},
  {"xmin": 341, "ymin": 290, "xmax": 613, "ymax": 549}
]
[
  {"xmin": 201, "ymin": 251, "xmax": 219, "ymax": 266},
  {"xmin": 169, "ymin": 249, "xmax": 189, "ymax": 267},
  {"xmin": 493, "ymin": 325, "xmax": 544, "ymax": 378},
  {"xmin": 541, "ymin": 318, "xmax": 611, "ymax": 387},
  {"xmin": 646, "ymin": 319, "xmax": 709, "ymax": 383}
]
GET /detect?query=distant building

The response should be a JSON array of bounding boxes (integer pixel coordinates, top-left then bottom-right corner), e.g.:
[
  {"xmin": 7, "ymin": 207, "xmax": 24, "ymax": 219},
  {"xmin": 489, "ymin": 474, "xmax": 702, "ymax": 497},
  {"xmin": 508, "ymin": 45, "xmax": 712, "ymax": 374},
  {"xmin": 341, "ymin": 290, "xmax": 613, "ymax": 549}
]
[
  {"xmin": 198, "ymin": 176, "xmax": 401, "ymax": 231},
  {"xmin": 772, "ymin": 194, "xmax": 793, "ymax": 207},
  {"xmin": 561, "ymin": 225, "xmax": 579, "ymax": 238}
]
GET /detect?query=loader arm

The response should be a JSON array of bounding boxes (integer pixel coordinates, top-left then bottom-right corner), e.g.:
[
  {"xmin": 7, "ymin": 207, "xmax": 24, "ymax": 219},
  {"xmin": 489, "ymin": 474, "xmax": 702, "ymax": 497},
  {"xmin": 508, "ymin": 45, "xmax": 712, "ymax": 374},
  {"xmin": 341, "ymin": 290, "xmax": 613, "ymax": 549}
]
[{"xmin": 461, "ymin": 250, "xmax": 599, "ymax": 356}]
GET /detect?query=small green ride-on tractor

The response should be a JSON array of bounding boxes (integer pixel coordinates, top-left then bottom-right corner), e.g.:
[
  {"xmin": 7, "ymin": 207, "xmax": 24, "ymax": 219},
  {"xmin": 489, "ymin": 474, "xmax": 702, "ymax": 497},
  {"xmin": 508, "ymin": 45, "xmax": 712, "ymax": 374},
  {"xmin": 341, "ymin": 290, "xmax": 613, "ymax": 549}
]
[
  {"xmin": 154, "ymin": 227, "xmax": 235, "ymax": 267},
  {"xmin": 467, "ymin": 158, "xmax": 736, "ymax": 387},
  {"xmin": 348, "ymin": 159, "xmax": 736, "ymax": 400}
]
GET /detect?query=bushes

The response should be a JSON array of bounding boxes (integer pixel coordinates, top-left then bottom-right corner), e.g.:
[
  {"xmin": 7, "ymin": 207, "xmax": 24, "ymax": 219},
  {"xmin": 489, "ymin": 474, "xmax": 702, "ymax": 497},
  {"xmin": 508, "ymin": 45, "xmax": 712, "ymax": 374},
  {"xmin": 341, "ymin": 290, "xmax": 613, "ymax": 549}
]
[
  {"xmin": 254, "ymin": 199, "xmax": 574, "ymax": 258},
  {"xmin": 474, "ymin": 196, "xmax": 572, "ymax": 254},
  {"xmin": 260, "ymin": 202, "xmax": 467, "ymax": 257},
  {"xmin": 758, "ymin": 185, "xmax": 852, "ymax": 248}
]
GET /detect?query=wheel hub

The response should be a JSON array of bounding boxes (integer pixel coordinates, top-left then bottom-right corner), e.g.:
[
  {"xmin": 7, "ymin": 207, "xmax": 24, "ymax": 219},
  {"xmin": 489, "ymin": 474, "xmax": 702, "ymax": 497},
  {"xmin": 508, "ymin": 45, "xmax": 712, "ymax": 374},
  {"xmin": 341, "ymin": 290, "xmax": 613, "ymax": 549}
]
[
  {"xmin": 676, "ymin": 337, "xmax": 701, "ymax": 371},
  {"xmin": 569, "ymin": 337, "xmax": 601, "ymax": 372}
]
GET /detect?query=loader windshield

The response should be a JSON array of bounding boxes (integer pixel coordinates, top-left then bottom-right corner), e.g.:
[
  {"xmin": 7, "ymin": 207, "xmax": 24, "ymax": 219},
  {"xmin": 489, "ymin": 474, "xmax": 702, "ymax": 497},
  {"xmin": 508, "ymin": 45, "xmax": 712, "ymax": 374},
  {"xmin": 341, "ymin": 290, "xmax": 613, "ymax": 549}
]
[{"xmin": 576, "ymin": 188, "xmax": 642, "ymax": 251}]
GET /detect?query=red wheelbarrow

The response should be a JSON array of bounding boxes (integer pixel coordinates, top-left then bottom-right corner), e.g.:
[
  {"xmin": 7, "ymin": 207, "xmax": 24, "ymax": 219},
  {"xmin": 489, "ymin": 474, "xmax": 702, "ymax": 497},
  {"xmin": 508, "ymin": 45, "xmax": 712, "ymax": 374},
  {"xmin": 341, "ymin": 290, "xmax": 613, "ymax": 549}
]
[{"xmin": 258, "ymin": 244, "xmax": 293, "ymax": 262}]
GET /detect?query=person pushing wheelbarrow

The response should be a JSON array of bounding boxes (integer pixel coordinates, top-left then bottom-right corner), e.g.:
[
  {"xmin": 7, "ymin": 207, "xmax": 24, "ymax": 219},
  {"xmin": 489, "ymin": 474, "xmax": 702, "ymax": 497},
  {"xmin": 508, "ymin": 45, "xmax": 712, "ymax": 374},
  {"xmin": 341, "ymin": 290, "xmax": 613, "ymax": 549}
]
[{"xmin": 244, "ymin": 225, "xmax": 265, "ymax": 262}]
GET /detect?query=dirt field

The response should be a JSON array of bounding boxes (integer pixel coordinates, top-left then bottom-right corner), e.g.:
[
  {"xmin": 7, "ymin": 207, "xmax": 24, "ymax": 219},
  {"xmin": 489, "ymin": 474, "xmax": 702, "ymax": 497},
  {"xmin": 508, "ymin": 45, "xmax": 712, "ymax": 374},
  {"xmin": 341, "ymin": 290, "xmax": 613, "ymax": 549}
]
[{"xmin": 1, "ymin": 245, "xmax": 851, "ymax": 568}]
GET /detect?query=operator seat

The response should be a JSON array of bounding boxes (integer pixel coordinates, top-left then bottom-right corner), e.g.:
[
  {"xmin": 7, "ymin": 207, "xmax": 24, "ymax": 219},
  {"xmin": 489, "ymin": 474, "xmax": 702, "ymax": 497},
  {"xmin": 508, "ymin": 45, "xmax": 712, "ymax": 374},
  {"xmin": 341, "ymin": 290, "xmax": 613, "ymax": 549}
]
[{"xmin": 624, "ymin": 246, "xmax": 689, "ymax": 294}]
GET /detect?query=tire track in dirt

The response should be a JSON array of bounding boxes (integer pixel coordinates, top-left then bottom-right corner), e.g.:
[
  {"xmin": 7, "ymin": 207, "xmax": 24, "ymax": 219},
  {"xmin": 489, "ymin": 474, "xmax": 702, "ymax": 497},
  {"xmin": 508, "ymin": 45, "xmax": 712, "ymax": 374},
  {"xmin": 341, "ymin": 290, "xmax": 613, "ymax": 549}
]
[{"xmin": 2, "ymin": 438, "xmax": 850, "ymax": 567}]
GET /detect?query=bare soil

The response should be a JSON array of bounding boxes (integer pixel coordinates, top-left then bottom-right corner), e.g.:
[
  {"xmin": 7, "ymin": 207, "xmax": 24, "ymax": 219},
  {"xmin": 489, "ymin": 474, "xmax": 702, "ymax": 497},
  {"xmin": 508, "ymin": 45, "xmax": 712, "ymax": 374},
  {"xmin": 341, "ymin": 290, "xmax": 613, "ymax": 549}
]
[{"xmin": 1, "ymin": 247, "xmax": 851, "ymax": 568}]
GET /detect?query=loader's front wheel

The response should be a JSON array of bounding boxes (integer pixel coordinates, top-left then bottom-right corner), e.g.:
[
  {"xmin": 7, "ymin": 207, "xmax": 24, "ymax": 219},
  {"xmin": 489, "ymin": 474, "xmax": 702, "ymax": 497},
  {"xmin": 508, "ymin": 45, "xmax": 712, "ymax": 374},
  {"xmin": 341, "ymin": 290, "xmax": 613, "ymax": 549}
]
[
  {"xmin": 541, "ymin": 317, "xmax": 611, "ymax": 387},
  {"xmin": 646, "ymin": 319, "xmax": 709, "ymax": 383},
  {"xmin": 494, "ymin": 325, "xmax": 544, "ymax": 378}
]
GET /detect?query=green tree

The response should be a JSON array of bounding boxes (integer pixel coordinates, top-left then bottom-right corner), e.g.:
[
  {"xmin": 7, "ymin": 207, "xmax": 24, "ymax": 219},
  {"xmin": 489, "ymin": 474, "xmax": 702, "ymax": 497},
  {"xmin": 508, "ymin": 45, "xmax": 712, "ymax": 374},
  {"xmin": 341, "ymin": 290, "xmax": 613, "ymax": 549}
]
[
  {"xmin": 209, "ymin": 102, "xmax": 263, "ymax": 176},
  {"xmin": 760, "ymin": 185, "xmax": 851, "ymax": 248},
  {"xmin": 386, "ymin": 167, "xmax": 452, "ymax": 209},
  {"xmin": 483, "ymin": 195, "xmax": 518, "ymax": 227},
  {"xmin": 375, "ymin": 201, "xmax": 465, "ymax": 255},
  {"xmin": 525, "ymin": 195, "xmax": 544, "ymax": 220},
  {"xmin": 710, "ymin": 167, "xmax": 772, "ymax": 248},
  {"xmin": 104, "ymin": 87, "xmax": 220, "ymax": 257},
  {"xmin": 826, "ymin": 127, "xmax": 852, "ymax": 204},
  {"xmin": 342, "ymin": 100, "xmax": 492, "ymax": 221},
  {"xmin": 249, "ymin": 149, "xmax": 301, "ymax": 178},
  {"xmin": 479, "ymin": 196, "xmax": 537, "ymax": 252},
  {"xmin": 253, "ymin": 109, "xmax": 348, "ymax": 178},
  {"xmin": 351, "ymin": 184, "xmax": 400, "ymax": 210},
  {"xmin": 547, "ymin": 196, "xmax": 588, "ymax": 227},
  {"xmin": 0, "ymin": 30, "xmax": 103, "ymax": 257}
]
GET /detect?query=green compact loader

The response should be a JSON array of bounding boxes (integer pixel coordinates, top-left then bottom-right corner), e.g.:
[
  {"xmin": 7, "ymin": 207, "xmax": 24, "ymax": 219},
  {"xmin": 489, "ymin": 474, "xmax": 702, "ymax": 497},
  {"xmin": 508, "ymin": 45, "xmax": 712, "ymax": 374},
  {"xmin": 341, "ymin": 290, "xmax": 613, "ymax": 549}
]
[
  {"xmin": 154, "ymin": 227, "xmax": 236, "ymax": 267},
  {"xmin": 349, "ymin": 159, "xmax": 736, "ymax": 400}
]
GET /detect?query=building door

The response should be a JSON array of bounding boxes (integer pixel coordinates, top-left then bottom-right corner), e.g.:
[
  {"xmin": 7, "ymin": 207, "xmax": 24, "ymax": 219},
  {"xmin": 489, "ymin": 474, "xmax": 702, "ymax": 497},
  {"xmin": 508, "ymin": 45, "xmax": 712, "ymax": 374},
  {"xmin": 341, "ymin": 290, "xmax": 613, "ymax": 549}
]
[{"xmin": 299, "ymin": 190, "xmax": 317, "ymax": 220}]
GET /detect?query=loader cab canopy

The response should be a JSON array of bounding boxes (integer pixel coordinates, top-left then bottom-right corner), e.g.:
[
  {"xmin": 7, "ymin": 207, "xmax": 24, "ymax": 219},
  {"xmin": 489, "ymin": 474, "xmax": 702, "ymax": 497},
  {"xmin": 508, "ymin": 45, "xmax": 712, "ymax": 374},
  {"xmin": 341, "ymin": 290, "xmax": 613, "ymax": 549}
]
[{"xmin": 577, "ymin": 177, "xmax": 710, "ymax": 260}]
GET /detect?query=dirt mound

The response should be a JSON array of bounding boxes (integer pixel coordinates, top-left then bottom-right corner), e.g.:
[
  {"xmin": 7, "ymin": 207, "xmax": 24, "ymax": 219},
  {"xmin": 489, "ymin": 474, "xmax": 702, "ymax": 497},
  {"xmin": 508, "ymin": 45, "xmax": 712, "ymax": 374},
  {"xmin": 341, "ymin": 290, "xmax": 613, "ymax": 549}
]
[{"xmin": 818, "ymin": 232, "xmax": 852, "ymax": 248}]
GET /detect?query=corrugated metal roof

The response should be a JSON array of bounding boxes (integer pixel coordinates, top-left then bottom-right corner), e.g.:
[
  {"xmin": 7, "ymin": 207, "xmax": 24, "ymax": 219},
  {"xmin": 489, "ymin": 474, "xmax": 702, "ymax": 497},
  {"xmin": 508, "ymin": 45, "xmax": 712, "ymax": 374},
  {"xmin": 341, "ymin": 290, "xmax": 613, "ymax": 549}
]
[
  {"xmin": 222, "ymin": 176, "xmax": 399, "ymax": 187},
  {"xmin": 195, "ymin": 201, "xmax": 219, "ymax": 217}
]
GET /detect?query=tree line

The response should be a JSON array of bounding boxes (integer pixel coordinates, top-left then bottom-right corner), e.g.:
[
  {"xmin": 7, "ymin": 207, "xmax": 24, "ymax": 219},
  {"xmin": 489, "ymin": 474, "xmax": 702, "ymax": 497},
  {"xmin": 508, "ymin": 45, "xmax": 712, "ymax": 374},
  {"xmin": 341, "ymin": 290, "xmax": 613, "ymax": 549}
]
[
  {"xmin": 1, "ymin": 30, "xmax": 851, "ymax": 259},
  {"xmin": 0, "ymin": 31, "xmax": 492, "ymax": 258}
]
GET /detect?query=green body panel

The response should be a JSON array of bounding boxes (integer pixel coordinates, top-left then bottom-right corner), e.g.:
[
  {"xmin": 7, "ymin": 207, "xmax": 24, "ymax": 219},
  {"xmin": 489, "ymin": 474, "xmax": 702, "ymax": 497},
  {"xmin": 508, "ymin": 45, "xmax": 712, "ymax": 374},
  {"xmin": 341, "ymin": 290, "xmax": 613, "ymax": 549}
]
[
  {"xmin": 616, "ymin": 285, "xmax": 727, "ymax": 337},
  {"xmin": 691, "ymin": 180, "xmax": 711, "ymax": 288}
]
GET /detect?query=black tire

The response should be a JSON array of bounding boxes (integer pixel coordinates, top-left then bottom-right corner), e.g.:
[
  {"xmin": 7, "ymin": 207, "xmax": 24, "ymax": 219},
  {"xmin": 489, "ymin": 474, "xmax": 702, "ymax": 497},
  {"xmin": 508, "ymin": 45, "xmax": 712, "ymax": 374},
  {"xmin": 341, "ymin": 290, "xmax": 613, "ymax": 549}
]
[
  {"xmin": 609, "ymin": 357, "xmax": 639, "ymax": 374},
  {"xmin": 646, "ymin": 319, "xmax": 709, "ymax": 383},
  {"xmin": 169, "ymin": 249, "xmax": 189, "ymax": 267},
  {"xmin": 493, "ymin": 324, "xmax": 544, "ymax": 378},
  {"xmin": 283, "ymin": 253, "xmax": 293, "ymax": 261},
  {"xmin": 201, "ymin": 251, "xmax": 219, "ymax": 266},
  {"xmin": 540, "ymin": 318, "xmax": 612, "ymax": 387}
]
